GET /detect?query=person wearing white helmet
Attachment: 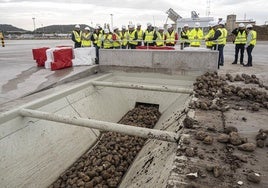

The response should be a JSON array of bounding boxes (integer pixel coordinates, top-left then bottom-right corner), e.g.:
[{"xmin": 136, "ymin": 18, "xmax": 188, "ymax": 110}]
[
  {"xmin": 71, "ymin": 24, "xmax": 82, "ymax": 48},
  {"xmin": 128, "ymin": 24, "xmax": 138, "ymax": 49},
  {"xmin": 155, "ymin": 26, "xmax": 165, "ymax": 47},
  {"xmin": 244, "ymin": 24, "xmax": 257, "ymax": 67},
  {"xmin": 204, "ymin": 22, "xmax": 216, "ymax": 49},
  {"xmin": 136, "ymin": 23, "xmax": 143, "ymax": 46},
  {"xmin": 143, "ymin": 22, "xmax": 156, "ymax": 46},
  {"xmin": 81, "ymin": 27, "xmax": 92, "ymax": 47},
  {"xmin": 231, "ymin": 23, "xmax": 247, "ymax": 65},
  {"xmin": 91, "ymin": 25, "xmax": 103, "ymax": 64},
  {"xmin": 120, "ymin": 25, "xmax": 128, "ymax": 49},
  {"xmin": 102, "ymin": 29, "xmax": 113, "ymax": 49},
  {"xmin": 180, "ymin": 23, "xmax": 190, "ymax": 49},
  {"xmin": 189, "ymin": 22, "xmax": 203, "ymax": 47},
  {"xmin": 165, "ymin": 24, "xmax": 178, "ymax": 46},
  {"xmin": 206, "ymin": 22, "xmax": 227, "ymax": 68},
  {"xmin": 112, "ymin": 26, "xmax": 121, "ymax": 49}
]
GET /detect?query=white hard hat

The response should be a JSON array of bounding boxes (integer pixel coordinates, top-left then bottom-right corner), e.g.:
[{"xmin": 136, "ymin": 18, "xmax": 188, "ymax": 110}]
[
  {"xmin": 75, "ymin": 24, "xmax": 80, "ymax": 29},
  {"xmin": 84, "ymin": 27, "xmax": 90, "ymax": 31},
  {"xmin": 194, "ymin": 22, "xmax": 200, "ymax": 28},
  {"xmin": 184, "ymin": 24, "xmax": 189, "ymax": 27},
  {"xmin": 167, "ymin": 24, "xmax": 173, "ymax": 29},
  {"xmin": 113, "ymin": 26, "xmax": 118, "ymax": 31},
  {"xmin": 122, "ymin": 25, "xmax": 126, "ymax": 29},
  {"xmin": 104, "ymin": 29, "xmax": 109, "ymax": 34},
  {"xmin": 129, "ymin": 24, "xmax": 135, "ymax": 28},
  {"xmin": 158, "ymin": 26, "xmax": 164, "ymax": 30},
  {"xmin": 94, "ymin": 26, "xmax": 99, "ymax": 30},
  {"xmin": 246, "ymin": 24, "xmax": 253, "ymax": 29},
  {"xmin": 137, "ymin": 23, "xmax": 141, "ymax": 26},
  {"xmin": 239, "ymin": 23, "xmax": 245, "ymax": 27},
  {"xmin": 147, "ymin": 22, "xmax": 152, "ymax": 27}
]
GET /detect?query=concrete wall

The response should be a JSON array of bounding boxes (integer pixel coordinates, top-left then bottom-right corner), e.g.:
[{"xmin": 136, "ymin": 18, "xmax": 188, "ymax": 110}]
[{"xmin": 99, "ymin": 49, "xmax": 218, "ymax": 75}]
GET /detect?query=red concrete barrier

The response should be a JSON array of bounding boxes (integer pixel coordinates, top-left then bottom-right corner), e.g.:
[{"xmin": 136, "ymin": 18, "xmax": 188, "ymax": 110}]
[
  {"xmin": 32, "ymin": 47, "xmax": 50, "ymax": 66},
  {"xmin": 51, "ymin": 48, "xmax": 73, "ymax": 70}
]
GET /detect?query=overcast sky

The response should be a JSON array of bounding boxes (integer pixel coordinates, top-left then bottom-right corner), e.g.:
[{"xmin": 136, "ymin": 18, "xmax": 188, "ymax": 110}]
[{"xmin": 1, "ymin": 0, "xmax": 267, "ymax": 31}]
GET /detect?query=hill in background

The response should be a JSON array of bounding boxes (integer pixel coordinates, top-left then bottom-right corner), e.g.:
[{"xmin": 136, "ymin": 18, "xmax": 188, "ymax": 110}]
[
  {"xmin": 0, "ymin": 24, "xmax": 29, "ymax": 33},
  {"xmin": 35, "ymin": 24, "xmax": 93, "ymax": 34},
  {"xmin": 0, "ymin": 24, "xmax": 93, "ymax": 34}
]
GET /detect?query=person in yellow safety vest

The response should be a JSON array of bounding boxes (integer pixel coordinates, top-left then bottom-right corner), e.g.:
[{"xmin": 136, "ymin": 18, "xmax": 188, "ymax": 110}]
[
  {"xmin": 81, "ymin": 27, "xmax": 92, "ymax": 47},
  {"xmin": 120, "ymin": 25, "xmax": 128, "ymax": 49},
  {"xmin": 71, "ymin": 24, "xmax": 82, "ymax": 48},
  {"xmin": 112, "ymin": 26, "xmax": 121, "ymax": 49},
  {"xmin": 102, "ymin": 29, "xmax": 113, "ymax": 49},
  {"xmin": 155, "ymin": 27, "xmax": 165, "ymax": 47},
  {"xmin": 180, "ymin": 24, "xmax": 190, "ymax": 49},
  {"xmin": 143, "ymin": 23, "xmax": 156, "ymax": 46},
  {"xmin": 244, "ymin": 24, "xmax": 257, "ymax": 67},
  {"xmin": 231, "ymin": 23, "xmax": 247, "ymax": 65},
  {"xmin": 91, "ymin": 26, "xmax": 102, "ymax": 64},
  {"xmin": 189, "ymin": 22, "xmax": 203, "ymax": 47},
  {"xmin": 206, "ymin": 22, "xmax": 225, "ymax": 68},
  {"xmin": 0, "ymin": 31, "xmax": 5, "ymax": 47},
  {"xmin": 165, "ymin": 24, "xmax": 178, "ymax": 46},
  {"xmin": 204, "ymin": 22, "xmax": 215, "ymax": 49},
  {"xmin": 128, "ymin": 24, "xmax": 138, "ymax": 49},
  {"xmin": 136, "ymin": 23, "xmax": 143, "ymax": 46}
]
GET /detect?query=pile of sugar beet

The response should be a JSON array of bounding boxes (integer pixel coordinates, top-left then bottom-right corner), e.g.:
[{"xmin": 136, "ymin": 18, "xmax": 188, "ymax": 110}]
[
  {"xmin": 180, "ymin": 71, "xmax": 268, "ymax": 187},
  {"xmin": 191, "ymin": 71, "xmax": 268, "ymax": 111},
  {"xmin": 49, "ymin": 104, "xmax": 161, "ymax": 188}
]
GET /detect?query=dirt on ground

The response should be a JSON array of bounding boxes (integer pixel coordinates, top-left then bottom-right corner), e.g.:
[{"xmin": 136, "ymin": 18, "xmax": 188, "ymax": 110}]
[
  {"xmin": 173, "ymin": 71, "xmax": 268, "ymax": 188},
  {"xmin": 49, "ymin": 104, "xmax": 161, "ymax": 188}
]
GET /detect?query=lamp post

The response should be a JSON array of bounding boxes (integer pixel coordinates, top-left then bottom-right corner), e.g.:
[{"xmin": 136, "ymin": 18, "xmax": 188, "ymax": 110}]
[
  {"xmin": 32, "ymin": 17, "xmax": 36, "ymax": 32},
  {"xmin": 110, "ymin": 14, "xmax": 113, "ymax": 29}
]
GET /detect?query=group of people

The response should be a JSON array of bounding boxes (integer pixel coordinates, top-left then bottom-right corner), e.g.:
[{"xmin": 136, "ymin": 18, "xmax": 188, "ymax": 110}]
[
  {"xmin": 71, "ymin": 21, "xmax": 257, "ymax": 67},
  {"xmin": 71, "ymin": 23, "xmax": 179, "ymax": 49}
]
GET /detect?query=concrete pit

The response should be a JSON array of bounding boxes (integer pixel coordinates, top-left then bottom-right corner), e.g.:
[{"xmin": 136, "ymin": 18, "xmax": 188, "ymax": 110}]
[{"xmin": 0, "ymin": 72, "xmax": 193, "ymax": 188}]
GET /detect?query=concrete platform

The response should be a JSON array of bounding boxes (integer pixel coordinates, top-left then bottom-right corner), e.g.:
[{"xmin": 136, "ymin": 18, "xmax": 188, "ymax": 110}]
[{"xmin": 0, "ymin": 40, "xmax": 98, "ymax": 106}]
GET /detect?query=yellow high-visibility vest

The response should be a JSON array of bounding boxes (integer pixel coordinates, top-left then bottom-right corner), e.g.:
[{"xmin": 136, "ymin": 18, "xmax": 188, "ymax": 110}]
[
  {"xmin": 189, "ymin": 28, "xmax": 203, "ymax": 47},
  {"xmin": 73, "ymin": 30, "xmax": 82, "ymax": 42},
  {"xmin": 81, "ymin": 32, "xmax": 91, "ymax": 47},
  {"xmin": 103, "ymin": 34, "xmax": 113, "ymax": 49},
  {"xmin": 120, "ymin": 31, "xmax": 128, "ymax": 46},
  {"xmin": 156, "ymin": 32, "xmax": 164, "ymax": 46},
  {"xmin": 165, "ymin": 31, "xmax": 176, "ymax": 44},
  {"xmin": 205, "ymin": 28, "xmax": 215, "ymax": 47},
  {"xmin": 221, "ymin": 28, "xmax": 228, "ymax": 45},
  {"xmin": 128, "ymin": 30, "xmax": 137, "ymax": 45},
  {"xmin": 235, "ymin": 30, "xmax": 247, "ymax": 44},
  {"xmin": 136, "ymin": 29, "xmax": 143, "ymax": 41},
  {"xmin": 181, "ymin": 30, "xmax": 190, "ymax": 43},
  {"xmin": 97, "ymin": 33, "xmax": 103, "ymax": 47},
  {"xmin": 93, "ymin": 33, "xmax": 98, "ymax": 45},
  {"xmin": 113, "ymin": 33, "xmax": 121, "ymax": 47},
  {"xmin": 249, "ymin": 30, "xmax": 257, "ymax": 45},
  {"xmin": 144, "ymin": 30, "xmax": 154, "ymax": 43}
]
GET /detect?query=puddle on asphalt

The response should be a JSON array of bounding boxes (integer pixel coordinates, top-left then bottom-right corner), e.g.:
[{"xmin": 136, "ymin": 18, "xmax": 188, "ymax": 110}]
[{"xmin": 1, "ymin": 67, "xmax": 40, "ymax": 93}]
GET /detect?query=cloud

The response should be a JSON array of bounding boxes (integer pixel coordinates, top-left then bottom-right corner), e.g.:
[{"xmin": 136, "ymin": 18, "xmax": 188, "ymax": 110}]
[{"xmin": 0, "ymin": 0, "xmax": 267, "ymax": 31}]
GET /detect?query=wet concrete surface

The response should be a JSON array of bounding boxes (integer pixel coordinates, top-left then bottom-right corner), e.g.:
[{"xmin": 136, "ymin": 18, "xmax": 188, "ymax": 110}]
[{"xmin": 0, "ymin": 40, "xmax": 96, "ymax": 105}]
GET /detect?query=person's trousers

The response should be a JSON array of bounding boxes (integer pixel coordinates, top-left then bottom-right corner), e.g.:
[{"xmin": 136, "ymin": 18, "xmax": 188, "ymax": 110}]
[
  {"xmin": 246, "ymin": 45, "xmax": 254, "ymax": 66},
  {"xmin": 234, "ymin": 44, "xmax": 245, "ymax": 64},
  {"xmin": 218, "ymin": 44, "xmax": 225, "ymax": 66}
]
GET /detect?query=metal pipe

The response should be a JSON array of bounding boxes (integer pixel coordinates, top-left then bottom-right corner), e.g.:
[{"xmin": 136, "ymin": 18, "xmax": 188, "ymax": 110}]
[
  {"xmin": 19, "ymin": 108, "xmax": 179, "ymax": 143},
  {"xmin": 91, "ymin": 81, "xmax": 193, "ymax": 94}
]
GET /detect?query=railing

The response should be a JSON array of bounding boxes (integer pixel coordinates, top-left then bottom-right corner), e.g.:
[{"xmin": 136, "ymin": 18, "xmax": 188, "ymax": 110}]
[{"xmin": 95, "ymin": 38, "xmax": 220, "ymax": 50}]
